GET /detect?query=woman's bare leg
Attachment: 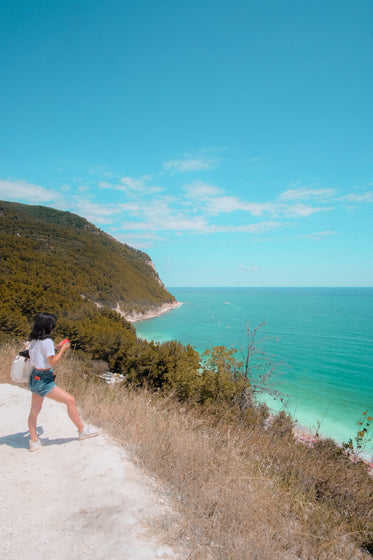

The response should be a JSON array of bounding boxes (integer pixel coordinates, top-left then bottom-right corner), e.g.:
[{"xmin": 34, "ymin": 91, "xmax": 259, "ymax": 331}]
[
  {"xmin": 28, "ymin": 393, "xmax": 44, "ymax": 442},
  {"xmin": 47, "ymin": 386, "xmax": 85, "ymax": 432}
]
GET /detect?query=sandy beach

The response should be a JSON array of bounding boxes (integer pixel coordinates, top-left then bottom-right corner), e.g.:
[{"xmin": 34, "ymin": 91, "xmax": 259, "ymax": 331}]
[
  {"xmin": 122, "ymin": 301, "xmax": 183, "ymax": 323},
  {"xmin": 0, "ymin": 384, "xmax": 184, "ymax": 560}
]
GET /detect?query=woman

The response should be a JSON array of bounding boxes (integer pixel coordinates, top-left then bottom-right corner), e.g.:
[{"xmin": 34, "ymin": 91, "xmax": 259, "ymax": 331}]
[{"xmin": 28, "ymin": 312, "xmax": 98, "ymax": 451}]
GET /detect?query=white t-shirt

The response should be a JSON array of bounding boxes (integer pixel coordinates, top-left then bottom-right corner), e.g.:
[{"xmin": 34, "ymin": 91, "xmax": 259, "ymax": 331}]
[{"xmin": 29, "ymin": 339, "xmax": 55, "ymax": 370}]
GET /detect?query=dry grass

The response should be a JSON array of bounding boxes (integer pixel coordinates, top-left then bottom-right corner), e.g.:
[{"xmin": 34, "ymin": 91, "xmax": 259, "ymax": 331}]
[{"xmin": 2, "ymin": 341, "xmax": 372, "ymax": 560}]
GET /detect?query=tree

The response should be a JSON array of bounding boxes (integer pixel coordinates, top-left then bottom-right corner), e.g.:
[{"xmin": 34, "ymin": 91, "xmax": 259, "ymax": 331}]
[
  {"xmin": 199, "ymin": 346, "xmax": 245, "ymax": 405},
  {"xmin": 237, "ymin": 322, "xmax": 284, "ymax": 412}
]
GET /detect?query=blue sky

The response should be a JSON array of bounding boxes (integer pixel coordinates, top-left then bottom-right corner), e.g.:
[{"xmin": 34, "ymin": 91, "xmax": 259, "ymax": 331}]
[{"xmin": 1, "ymin": 0, "xmax": 372, "ymax": 287}]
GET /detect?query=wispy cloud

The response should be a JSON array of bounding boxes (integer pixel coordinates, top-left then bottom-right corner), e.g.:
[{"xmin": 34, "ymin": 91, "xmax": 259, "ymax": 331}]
[
  {"xmin": 240, "ymin": 264, "xmax": 259, "ymax": 272},
  {"xmin": 163, "ymin": 148, "xmax": 221, "ymax": 173},
  {"xmin": 117, "ymin": 202, "xmax": 142, "ymax": 213},
  {"xmin": 107, "ymin": 181, "xmax": 337, "ymax": 242},
  {"xmin": 82, "ymin": 179, "xmax": 372, "ymax": 242},
  {"xmin": 121, "ymin": 208, "xmax": 282, "ymax": 235},
  {"xmin": 120, "ymin": 176, "xmax": 147, "ymax": 191},
  {"xmin": 210, "ymin": 222, "xmax": 282, "ymax": 234},
  {"xmin": 72, "ymin": 198, "xmax": 123, "ymax": 224},
  {"xmin": 3, "ymin": 170, "xmax": 369, "ymax": 251},
  {"xmin": 115, "ymin": 186, "xmax": 283, "ymax": 235},
  {"xmin": 305, "ymin": 231, "xmax": 336, "ymax": 240},
  {"xmin": 98, "ymin": 176, "xmax": 163, "ymax": 195},
  {"xmin": 0, "ymin": 179, "xmax": 60, "ymax": 204},
  {"xmin": 279, "ymin": 187, "xmax": 336, "ymax": 201},
  {"xmin": 97, "ymin": 181, "xmax": 113, "ymax": 189},
  {"xmin": 121, "ymin": 211, "xmax": 208, "ymax": 232},
  {"xmin": 77, "ymin": 185, "xmax": 91, "ymax": 193},
  {"xmin": 89, "ymin": 166, "xmax": 115, "ymax": 178},
  {"xmin": 163, "ymin": 158, "xmax": 216, "ymax": 172},
  {"xmin": 183, "ymin": 185, "xmax": 333, "ymax": 218},
  {"xmin": 183, "ymin": 182, "xmax": 223, "ymax": 199},
  {"xmin": 204, "ymin": 196, "xmax": 275, "ymax": 216},
  {"xmin": 339, "ymin": 192, "xmax": 373, "ymax": 203},
  {"xmin": 282, "ymin": 203, "xmax": 332, "ymax": 218}
]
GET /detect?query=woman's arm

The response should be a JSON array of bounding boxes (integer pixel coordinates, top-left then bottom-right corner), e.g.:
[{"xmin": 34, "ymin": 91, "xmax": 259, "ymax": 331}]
[{"xmin": 47, "ymin": 342, "xmax": 70, "ymax": 367}]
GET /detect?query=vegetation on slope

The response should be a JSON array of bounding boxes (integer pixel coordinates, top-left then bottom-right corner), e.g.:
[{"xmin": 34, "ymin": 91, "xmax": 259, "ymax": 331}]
[
  {"xmin": 0, "ymin": 200, "xmax": 175, "ymax": 323},
  {"xmin": 1, "ymin": 201, "xmax": 372, "ymax": 557},
  {"xmin": 0, "ymin": 200, "xmax": 178, "ymax": 369},
  {"xmin": 1, "ymin": 343, "xmax": 372, "ymax": 559}
]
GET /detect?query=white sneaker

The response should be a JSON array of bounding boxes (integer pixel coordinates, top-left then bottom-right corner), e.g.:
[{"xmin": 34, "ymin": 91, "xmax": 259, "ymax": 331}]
[
  {"xmin": 78, "ymin": 426, "xmax": 98, "ymax": 440},
  {"xmin": 29, "ymin": 439, "xmax": 41, "ymax": 452}
]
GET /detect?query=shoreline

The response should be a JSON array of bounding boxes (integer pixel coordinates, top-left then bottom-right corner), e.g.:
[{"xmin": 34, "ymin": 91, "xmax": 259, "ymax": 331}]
[
  {"xmin": 119, "ymin": 297, "xmax": 373, "ymax": 470},
  {"xmin": 266, "ymin": 407, "xmax": 373, "ymax": 463},
  {"xmin": 121, "ymin": 301, "xmax": 183, "ymax": 323},
  {"xmin": 292, "ymin": 423, "xmax": 373, "ymax": 475}
]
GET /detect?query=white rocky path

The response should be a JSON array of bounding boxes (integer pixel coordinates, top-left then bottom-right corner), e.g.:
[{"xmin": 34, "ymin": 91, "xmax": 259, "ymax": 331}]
[{"xmin": 0, "ymin": 384, "xmax": 184, "ymax": 560}]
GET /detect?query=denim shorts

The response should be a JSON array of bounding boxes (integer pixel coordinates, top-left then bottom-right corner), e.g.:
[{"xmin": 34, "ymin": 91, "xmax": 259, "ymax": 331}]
[{"xmin": 28, "ymin": 368, "xmax": 57, "ymax": 397}]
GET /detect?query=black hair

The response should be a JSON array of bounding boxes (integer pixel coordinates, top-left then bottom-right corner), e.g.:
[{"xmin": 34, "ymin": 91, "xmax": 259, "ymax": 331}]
[{"xmin": 29, "ymin": 312, "xmax": 57, "ymax": 340}]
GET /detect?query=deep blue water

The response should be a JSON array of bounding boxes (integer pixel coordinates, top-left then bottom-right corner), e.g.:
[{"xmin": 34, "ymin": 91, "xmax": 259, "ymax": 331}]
[{"xmin": 135, "ymin": 288, "xmax": 373, "ymax": 453}]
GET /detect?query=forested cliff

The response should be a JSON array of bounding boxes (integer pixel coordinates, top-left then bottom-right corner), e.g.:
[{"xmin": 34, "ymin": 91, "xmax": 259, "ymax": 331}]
[
  {"xmin": 0, "ymin": 200, "xmax": 175, "ymax": 353},
  {"xmin": 0, "ymin": 201, "xmax": 228, "ymax": 398}
]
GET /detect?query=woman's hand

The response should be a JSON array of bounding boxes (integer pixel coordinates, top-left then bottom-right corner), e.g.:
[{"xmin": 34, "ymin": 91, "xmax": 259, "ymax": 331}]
[
  {"xmin": 48, "ymin": 341, "xmax": 70, "ymax": 367},
  {"xmin": 55, "ymin": 339, "xmax": 70, "ymax": 351}
]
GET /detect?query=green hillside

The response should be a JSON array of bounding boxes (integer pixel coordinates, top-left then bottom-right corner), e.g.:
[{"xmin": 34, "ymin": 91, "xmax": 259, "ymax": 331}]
[{"xmin": 0, "ymin": 200, "xmax": 175, "ymax": 341}]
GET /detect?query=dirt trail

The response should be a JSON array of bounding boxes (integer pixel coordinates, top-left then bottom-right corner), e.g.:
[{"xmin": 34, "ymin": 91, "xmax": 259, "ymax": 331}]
[{"xmin": 0, "ymin": 384, "xmax": 183, "ymax": 560}]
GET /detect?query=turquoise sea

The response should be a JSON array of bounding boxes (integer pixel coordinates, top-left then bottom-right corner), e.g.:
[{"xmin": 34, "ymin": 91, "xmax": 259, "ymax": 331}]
[{"xmin": 135, "ymin": 288, "xmax": 373, "ymax": 454}]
